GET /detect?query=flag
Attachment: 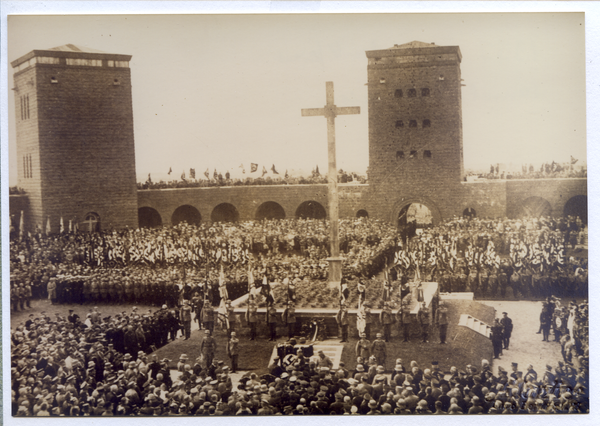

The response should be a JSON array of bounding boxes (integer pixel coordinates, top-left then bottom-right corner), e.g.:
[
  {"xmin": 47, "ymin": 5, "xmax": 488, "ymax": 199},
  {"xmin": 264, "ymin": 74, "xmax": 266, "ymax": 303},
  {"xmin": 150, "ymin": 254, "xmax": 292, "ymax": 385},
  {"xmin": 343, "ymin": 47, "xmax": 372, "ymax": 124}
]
[
  {"xmin": 19, "ymin": 210, "xmax": 24, "ymax": 241},
  {"xmin": 190, "ymin": 168, "xmax": 196, "ymax": 179},
  {"xmin": 168, "ymin": 167, "xmax": 172, "ymax": 175},
  {"xmin": 240, "ymin": 163, "xmax": 245, "ymax": 174},
  {"xmin": 248, "ymin": 264, "xmax": 254, "ymax": 292},
  {"xmin": 271, "ymin": 164, "xmax": 279, "ymax": 174},
  {"xmin": 340, "ymin": 282, "xmax": 349, "ymax": 304},
  {"xmin": 571, "ymin": 155, "xmax": 578, "ymax": 165},
  {"xmin": 285, "ymin": 170, "xmax": 289, "ymax": 179},
  {"xmin": 315, "ymin": 165, "xmax": 320, "ymax": 175},
  {"xmin": 68, "ymin": 219, "xmax": 72, "ymax": 233},
  {"xmin": 60, "ymin": 217, "xmax": 64, "ymax": 234},
  {"xmin": 46, "ymin": 216, "xmax": 51, "ymax": 235},
  {"xmin": 262, "ymin": 166, "xmax": 268, "ymax": 177},
  {"xmin": 181, "ymin": 170, "xmax": 186, "ymax": 180},
  {"xmin": 74, "ymin": 221, "xmax": 79, "ymax": 233},
  {"xmin": 214, "ymin": 169, "xmax": 218, "ymax": 179},
  {"xmin": 251, "ymin": 163, "xmax": 258, "ymax": 173},
  {"xmin": 219, "ymin": 264, "xmax": 228, "ymax": 301},
  {"xmin": 262, "ymin": 277, "xmax": 275, "ymax": 306},
  {"xmin": 204, "ymin": 168, "xmax": 210, "ymax": 179},
  {"xmin": 147, "ymin": 173, "xmax": 152, "ymax": 183}
]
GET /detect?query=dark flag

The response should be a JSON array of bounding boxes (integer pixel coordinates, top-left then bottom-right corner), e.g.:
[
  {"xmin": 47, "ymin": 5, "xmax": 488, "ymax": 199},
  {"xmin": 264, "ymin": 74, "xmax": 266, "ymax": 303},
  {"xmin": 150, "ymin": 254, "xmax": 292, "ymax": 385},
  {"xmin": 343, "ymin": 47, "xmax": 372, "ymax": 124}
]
[
  {"xmin": 315, "ymin": 165, "xmax": 320, "ymax": 176},
  {"xmin": 147, "ymin": 173, "xmax": 152, "ymax": 183},
  {"xmin": 190, "ymin": 168, "xmax": 196, "ymax": 179},
  {"xmin": 240, "ymin": 163, "xmax": 245, "ymax": 174},
  {"xmin": 214, "ymin": 169, "xmax": 218, "ymax": 179},
  {"xmin": 251, "ymin": 163, "xmax": 258, "ymax": 173},
  {"xmin": 571, "ymin": 155, "xmax": 578, "ymax": 165},
  {"xmin": 181, "ymin": 170, "xmax": 186, "ymax": 180},
  {"xmin": 271, "ymin": 164, "xmax": 279, "ymax": 174},
  {"xmin": 285, "ymin": 170, "xmax": 289, "ymax": 179},
  {"xmin": 262, "ymin": 166, "xmax": 268, "ymax": 177},
  {"xmin": 168, "ymin": 167, "xmax": 172, "ymax": 175},
  {"xmin": 204, "ymin": 168, "xmax": 210, "ymax": 179}
]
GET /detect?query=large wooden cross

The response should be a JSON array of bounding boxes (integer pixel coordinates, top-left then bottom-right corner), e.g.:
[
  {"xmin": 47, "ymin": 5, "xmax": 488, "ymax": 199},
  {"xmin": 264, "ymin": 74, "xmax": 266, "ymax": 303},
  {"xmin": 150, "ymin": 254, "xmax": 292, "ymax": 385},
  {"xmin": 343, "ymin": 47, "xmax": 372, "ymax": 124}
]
[{"xmin": 301, "ymin": 81, "xmax": 360, "ymax": 288}]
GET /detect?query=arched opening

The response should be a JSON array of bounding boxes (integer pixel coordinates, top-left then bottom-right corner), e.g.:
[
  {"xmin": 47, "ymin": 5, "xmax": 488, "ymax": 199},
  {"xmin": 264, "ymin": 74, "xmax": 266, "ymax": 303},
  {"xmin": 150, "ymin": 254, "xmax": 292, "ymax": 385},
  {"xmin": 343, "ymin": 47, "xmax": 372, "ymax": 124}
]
[
  {"xmin": 138, "ymin": 207, "xmax": 162, "ymax": 228},
  {"xmin": 81, "ymin": 212, "xmax": 101, "ymax": 232},
  {"xmin": 295, "ymin": 201, "xmax": 326, "ymax": 219},
  {"xmin": 518, "ymin": 197, "xmax": 551, "ymax": 218},
  {"xmin": 563, "ymin": 195, "xmax": 587, "ymax": 224},
  {"xmin": 255, "ymin": 201, "xmax": 286, "ymax": 221},
  {"xmin": 463, "ymin": 207, "xmax": 476, "ymax": 219},
  {"xmin": 211, "ymin": 203, "xmax": 239, "ymax": 223},
  {"xmin": 356, "ymin": 209, "xmax": 369, "ymax": 218},
  {"xmin": 172, "ymin": 205, "xmax": 202, "ymax": 226},
  {"xmin": 398, "ymin": 203, "xmax": 433, "ymax": 238}
]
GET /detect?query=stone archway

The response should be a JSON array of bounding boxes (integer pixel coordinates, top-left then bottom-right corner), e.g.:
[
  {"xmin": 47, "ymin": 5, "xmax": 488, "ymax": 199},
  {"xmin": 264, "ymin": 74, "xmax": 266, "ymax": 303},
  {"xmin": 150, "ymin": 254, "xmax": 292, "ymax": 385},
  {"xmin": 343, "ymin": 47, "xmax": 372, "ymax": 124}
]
[
  {"xmin": 255, "ymin": 201, "xmax": 286, "ymax": 221},
  {"xmin": 563, "ymin": 195, "xmax": 587, "ymax": 224},
  {"xmin": 172, "ymin": 205, "xmax": 202, "ymax": 226},
  {"xmin": 211, "ymin": 203, "xmax": 239, "ymax": 223},
  {"xmin": 295, "ymin": 201, "xmax": 327, "ymax": 219},
  {"xmin": 463, "ymin": 207, "xmax": 476, "ymax": 219},
  {"xmin": 391, "ymin": 196, "xmax": 442, "ymax": 227},
  {"xmin": 356, "ymin": 209, "xmax": 369, "ymax": 218},
  {"xmin": 138, "ymin": 207, "xmax": 162, "ymax": 228},
  {"xmin": 518, "ymin": 196, "xmax": 552, "ymax": 218}
]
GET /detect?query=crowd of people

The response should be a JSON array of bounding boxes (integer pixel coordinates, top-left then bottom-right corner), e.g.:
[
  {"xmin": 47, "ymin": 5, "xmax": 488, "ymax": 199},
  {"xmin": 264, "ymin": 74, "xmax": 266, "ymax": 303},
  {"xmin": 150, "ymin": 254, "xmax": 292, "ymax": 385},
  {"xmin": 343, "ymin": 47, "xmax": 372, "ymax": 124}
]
[
  {"xmin": 11, "ymin": 300, "xmax": 588, "ymax": 416},
  {"xmin": 137, "ymin": 169, "xmax": 368, "ymax": 191},
  {"xmin": 467, "ymin": 161, "xmax": 587, "ymax": 181},
  {"xmin": 9, "ymin": 214, "xmax": 588, "ymax": 315},
  {"xmin": 392, "ymin": 215, "xmax": 587, "ymax": 300},
  {"xmin": 9, "ymin": 218, "xmax": 396, "ymax": 312}
]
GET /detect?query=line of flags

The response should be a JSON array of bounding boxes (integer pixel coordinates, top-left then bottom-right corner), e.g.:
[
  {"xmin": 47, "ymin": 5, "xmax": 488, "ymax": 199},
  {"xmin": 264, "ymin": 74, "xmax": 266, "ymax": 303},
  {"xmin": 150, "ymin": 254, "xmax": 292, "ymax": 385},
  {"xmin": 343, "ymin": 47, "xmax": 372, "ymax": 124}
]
[{"xmin": 160, "ymin": 163, "xmax": 308, "ymax": 180}]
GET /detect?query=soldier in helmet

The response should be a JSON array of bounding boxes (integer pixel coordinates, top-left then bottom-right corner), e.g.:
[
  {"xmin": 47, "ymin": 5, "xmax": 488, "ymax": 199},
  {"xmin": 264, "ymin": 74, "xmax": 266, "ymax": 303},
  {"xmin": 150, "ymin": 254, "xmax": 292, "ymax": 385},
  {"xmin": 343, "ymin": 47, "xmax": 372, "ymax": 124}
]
[
  {"xmin": 336, "ymin": 302, "xmax": 349, "ymax": 343},
  {"xmin": 380, "ymin": 302, "xmax": 394, "ymax": 342},
  {"xmin": 282, "ymin": 301, "xmax": 297, "ymax": 339}
]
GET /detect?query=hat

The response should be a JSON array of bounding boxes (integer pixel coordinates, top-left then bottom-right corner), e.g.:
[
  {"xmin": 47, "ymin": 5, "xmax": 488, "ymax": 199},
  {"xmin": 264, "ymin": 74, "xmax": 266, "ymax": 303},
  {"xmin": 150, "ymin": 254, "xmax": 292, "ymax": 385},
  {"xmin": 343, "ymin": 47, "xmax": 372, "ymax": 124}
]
[
  {"xmin": 355, "ymin": 365, "xmax": 364, "ymax": 372},
  {"xmin": 376, "ymin": 333, "xmax": 382, "ymax": 338}
]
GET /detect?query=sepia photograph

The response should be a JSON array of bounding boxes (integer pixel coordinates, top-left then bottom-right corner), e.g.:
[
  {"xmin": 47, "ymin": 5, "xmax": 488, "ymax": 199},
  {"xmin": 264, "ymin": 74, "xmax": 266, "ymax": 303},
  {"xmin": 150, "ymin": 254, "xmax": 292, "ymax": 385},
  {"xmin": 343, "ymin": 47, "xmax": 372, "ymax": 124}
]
[{"xmin": 2, "ymin": 7, "xmax": 595, "ymax": 423}]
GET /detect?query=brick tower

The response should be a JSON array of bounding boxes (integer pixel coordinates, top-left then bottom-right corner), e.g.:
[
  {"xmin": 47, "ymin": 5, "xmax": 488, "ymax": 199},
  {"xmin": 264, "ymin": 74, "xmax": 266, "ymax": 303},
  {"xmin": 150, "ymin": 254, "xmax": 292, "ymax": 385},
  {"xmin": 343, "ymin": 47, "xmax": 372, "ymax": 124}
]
[
  {"xmin": 365, "ymin": 41, "xmax": 464, "ymax": 224},
  {"xmin": 11, "ymin": 44, "xmax": 138, "ymax": 232}
]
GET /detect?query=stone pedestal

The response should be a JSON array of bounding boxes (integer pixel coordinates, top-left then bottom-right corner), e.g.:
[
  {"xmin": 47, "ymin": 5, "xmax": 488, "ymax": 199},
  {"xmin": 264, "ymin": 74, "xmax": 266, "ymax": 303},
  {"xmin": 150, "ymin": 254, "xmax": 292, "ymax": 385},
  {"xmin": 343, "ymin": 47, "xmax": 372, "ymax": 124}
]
[{"xmin": 327, "ymin": 257, "xmax": 342, "ymax": 289}]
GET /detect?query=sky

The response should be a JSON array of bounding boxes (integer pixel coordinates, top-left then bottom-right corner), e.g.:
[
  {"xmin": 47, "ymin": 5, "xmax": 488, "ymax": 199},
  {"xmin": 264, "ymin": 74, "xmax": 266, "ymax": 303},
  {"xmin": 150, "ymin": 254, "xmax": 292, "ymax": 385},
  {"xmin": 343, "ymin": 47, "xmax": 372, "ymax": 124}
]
[{"xmin": 6, "ymin": 13, "xmax": 587, "ymax": 184}]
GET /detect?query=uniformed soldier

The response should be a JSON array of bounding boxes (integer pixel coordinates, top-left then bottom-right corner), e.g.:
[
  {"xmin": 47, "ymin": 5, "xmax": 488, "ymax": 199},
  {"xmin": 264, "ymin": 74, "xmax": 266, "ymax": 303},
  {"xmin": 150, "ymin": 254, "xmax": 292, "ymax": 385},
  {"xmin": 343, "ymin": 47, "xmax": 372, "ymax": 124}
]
[
  {"xmin": 200, "ymin": 330, "xmax": 217, "ymax": 370},
  {"xmin": 246, "ymin": 300, "xmax": 258, "ymax": 340},
  {"xmin": 282, "ymin": 301, "xmax": 296, "ymax": 339},
  {"xmin": 202, "ymin": 304, "xmax": 215, "ymax": 334},
  {"xmin": 180, "ymin": 300, "xmax": 193, "ymax": 340},
  {"xmin": 335, "ymin": 303, "xmax": 349, "ymax": 343},
  {"xmin": 418, "ymin": 302, "xmax": 430, "ymax": 343},
  {"xmin": 227, "ymin": 332, "xmax": 239, "ymax": 373},
  {"xmin": 380, "ymin": 302, "xmax": 394, "ymax": 342},
  {"xmin": 399, "ymin": 301, "xmax": 412, "ymax": 342},
  {"xmin": 267, "ymin": 304, "xmax": 278, "ymax": 341},
  {"xmin": 435, "ymin": 300, "xmax": 449, "ymax": 344},
  {"xmin": 355, "ymin": 333, "xmax": 371, "ymax": 360},
  {"xmin": 371, "ymin": 333, "xmax": 387, "ymax": 370}
]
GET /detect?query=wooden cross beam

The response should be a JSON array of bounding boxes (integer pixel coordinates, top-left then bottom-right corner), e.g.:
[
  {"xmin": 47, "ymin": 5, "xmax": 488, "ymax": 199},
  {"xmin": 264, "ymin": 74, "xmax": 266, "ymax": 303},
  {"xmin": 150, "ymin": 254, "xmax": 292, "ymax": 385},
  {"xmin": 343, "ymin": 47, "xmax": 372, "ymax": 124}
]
[{"xmin": 301, "ymin": 81, "xmax": 360, "ymax": 288}]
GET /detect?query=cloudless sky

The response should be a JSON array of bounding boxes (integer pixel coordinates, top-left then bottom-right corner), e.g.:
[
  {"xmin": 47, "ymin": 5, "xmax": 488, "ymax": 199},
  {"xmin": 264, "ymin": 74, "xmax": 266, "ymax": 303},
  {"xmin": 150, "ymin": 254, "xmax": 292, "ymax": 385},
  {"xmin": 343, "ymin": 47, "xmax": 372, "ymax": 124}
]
[{"xmin": 7, "ymin": 13, "xmax": 586, "ymax": 184}]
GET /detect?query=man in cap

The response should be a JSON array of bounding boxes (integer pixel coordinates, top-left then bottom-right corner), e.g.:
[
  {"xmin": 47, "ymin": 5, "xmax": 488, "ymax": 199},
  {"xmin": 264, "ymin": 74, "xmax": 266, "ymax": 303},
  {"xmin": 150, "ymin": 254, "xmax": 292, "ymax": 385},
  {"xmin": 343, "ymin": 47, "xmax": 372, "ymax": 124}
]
[
  {"xmin": 267, "ymin": 303, "xmax": 278, "ymax": 341},
  {"xmin": 435, "ymin": 300, "xmax": 449, "ymax": 344},
  {"xmin": 336, "ymin": 302, "xmax": 349, "ymax": 343},
  {"xmin": 418, "ymin": 301, "xmax": 430, "ymax": 343},
  {"xmin": 398, "ymin": 300, "xmax": 412, "ymax": 342},
  {"xmin": 371, "ymin": 333, "xmax": 387, "ymax": 370},
  {"xmin": 380, "ymin": 302, "xmax": 394, "ymax": 342},
  {"xmin": 500, "ymin": 311, "xmax": 513, "ymax": 350},
  {"xmin": 316, "ymin": 350, "xmax": 333, "ymax": 370},
  {"xmin": 180, "ymin": 299, "xmax": 193, "ymax": 340},
  {"xmin": 490, "ymin": 318, "xmax": 504, "ymax": 359},
  {"xmin": 355, "ymin": 333, "xmax": 371, "ymax": 360},
  {"xmin": 282, "ymin": 301, "xmax": 297, "ymax": 339},
  {"xmin": 246, "ymin": 298, "xmax": 258, "ymax": 340},
  {"xmin": 200, "ymin": 330, "xmax": 217, "ymax": 370},
  {"xmin": 227, "ymin": 332, "xmax": 239, "ymax": 373}
]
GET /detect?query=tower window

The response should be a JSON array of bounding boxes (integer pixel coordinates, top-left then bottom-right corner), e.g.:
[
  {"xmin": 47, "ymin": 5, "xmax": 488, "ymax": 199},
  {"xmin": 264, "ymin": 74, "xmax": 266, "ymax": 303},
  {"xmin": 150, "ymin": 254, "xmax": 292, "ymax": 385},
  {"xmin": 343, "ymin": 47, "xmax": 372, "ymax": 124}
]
[
  {"xmin": 409, "ymin": 150, "xmax": 417, "ymax": 159},
  {"xmin": 409, "ymin": 120, "xmax": 417, "ymax": 128},
  {"xmin": 423, "ymin": 119, "xmax": 431, "ymax": 128},
  {"xmin": 424, "ymin": 150, "xmax": 432, "ymax": 158},
  {"xmin": 394, "ymin": 89, "xmax": 403, "ymax": 98},
  {"xmin": 113, "ymin": 79, "xmax": 120, "ymax": 86},
  {"xmin": 396, "ymin": 151, "xmax": 405, "ymax": 160},
  {"xmin": 395, "ymin": 120, "xmax": 404, "ymax": 128},
  {"xmin": 421, "ymin": 88, "xmax": 430, "ymax": 97},
  {"xmin": 380, "ymin": 78, "xmax": 386, "ymax": 84},
  {"xmin": 439, "ymin": 75, "xmax": 445, "ymax": 81},
  {"xmin": 408, "ymin": 89, "xmax": 417, "ymax": 98},
  {"xmin": 20, "ymin": 95, "xmax": 30, "ymax": 120},
  {"xmin": 50, "ymin": 77, "xmax": 58, "ymax": 84},
  {"xmin": 82, "ymin": 212, "xmax": 101, "ymax": 232}
]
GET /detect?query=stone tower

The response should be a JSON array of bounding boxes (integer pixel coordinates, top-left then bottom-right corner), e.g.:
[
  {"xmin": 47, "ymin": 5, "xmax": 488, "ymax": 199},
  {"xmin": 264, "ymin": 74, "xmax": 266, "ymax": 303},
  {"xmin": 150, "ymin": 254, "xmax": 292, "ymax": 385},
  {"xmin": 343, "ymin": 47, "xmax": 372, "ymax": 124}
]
[
  {"xmin": 365, "ymin": 41, "xmax": 464, "ymax": 224},
  {"xmin": 11, "ymin": 44, "xmax": 138, "ymax": 232}
]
